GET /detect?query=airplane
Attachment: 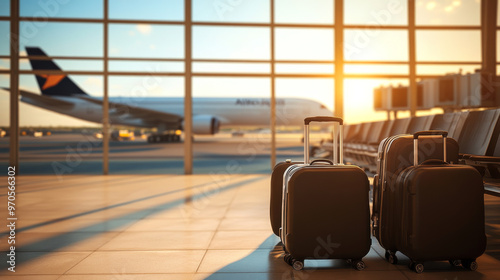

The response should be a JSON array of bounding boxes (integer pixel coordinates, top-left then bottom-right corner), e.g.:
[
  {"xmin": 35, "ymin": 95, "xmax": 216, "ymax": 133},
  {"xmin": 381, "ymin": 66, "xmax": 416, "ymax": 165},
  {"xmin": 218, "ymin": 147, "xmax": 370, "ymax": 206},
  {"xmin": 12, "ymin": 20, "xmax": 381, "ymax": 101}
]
[{"xmin": 8, "ymin": 47, "xmax": 333, "ymax": 143}]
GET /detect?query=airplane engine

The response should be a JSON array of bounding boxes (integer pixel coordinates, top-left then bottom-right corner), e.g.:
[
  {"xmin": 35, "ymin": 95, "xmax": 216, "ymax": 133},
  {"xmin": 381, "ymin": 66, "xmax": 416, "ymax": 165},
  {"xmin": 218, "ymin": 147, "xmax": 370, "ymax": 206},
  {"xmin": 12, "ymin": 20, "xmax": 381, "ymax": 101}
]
[{"xmin": 191, "ymin": 115, "xmax": 221, "ymax": 135}]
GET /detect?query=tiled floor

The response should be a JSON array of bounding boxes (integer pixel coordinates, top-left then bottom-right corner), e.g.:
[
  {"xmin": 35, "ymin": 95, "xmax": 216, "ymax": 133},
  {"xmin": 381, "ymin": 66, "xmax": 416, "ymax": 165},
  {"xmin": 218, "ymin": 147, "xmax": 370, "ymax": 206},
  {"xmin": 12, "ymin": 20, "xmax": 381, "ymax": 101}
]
[{"xmin": 0, "ymin": 174, "xmax": 499, "ymax": 279}]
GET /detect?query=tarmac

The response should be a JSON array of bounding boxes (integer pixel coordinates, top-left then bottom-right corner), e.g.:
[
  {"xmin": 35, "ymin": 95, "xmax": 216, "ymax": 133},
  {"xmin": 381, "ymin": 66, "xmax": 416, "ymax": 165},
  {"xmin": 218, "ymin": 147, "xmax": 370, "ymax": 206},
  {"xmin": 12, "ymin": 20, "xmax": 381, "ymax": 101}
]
[{"xmin": 0, "ymin": 132, "xmax": 321, "ymax": 175}]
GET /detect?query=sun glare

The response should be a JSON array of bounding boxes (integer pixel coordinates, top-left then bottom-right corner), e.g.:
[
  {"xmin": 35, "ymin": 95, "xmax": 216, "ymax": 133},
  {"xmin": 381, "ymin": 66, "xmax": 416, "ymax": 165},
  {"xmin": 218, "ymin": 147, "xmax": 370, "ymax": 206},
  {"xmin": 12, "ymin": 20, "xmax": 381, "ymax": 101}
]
[{"xmin": 344, "ymin": 79, "xmax": 406, "ymax": 124}]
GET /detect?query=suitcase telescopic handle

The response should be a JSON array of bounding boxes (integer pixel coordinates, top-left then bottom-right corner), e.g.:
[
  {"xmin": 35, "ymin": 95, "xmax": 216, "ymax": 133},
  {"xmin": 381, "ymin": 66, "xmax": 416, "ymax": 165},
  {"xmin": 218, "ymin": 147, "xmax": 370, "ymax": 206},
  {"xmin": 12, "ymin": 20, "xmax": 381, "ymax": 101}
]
[
  {"xmin": 304, "ymin": 116, "xmax": 344, "ymax": 125},
  {"xmin": 413, "ymin": 130, "xmax": 448, "ymax": 166},
  {"xmin": 413, "ymin": 130, "xmax": 448, "ymax": 139},
  {"xmin": 304, "ymin": 116, "xmax": 343, "ymax": 165}
]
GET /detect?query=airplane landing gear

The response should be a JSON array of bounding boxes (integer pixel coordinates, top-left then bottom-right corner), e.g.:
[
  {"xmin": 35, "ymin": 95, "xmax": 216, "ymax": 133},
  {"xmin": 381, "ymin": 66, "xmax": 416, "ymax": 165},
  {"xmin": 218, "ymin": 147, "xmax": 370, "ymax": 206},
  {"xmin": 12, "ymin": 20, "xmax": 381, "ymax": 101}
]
[{"xmin": 147, "ymin": 133, "xmax": 181, "ymax": 143}]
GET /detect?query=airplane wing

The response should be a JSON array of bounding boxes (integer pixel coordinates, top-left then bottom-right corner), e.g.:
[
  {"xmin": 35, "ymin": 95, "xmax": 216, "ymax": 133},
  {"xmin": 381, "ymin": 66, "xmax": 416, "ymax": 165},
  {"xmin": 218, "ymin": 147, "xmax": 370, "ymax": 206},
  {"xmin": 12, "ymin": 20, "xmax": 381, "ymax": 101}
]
[
  {"xmin": 76, "ymin": 95, "xmax": 183, "ymax": 127},
  {"xmin": 2, "ymin": 88, "xmax": 76, "ymax": 109}
]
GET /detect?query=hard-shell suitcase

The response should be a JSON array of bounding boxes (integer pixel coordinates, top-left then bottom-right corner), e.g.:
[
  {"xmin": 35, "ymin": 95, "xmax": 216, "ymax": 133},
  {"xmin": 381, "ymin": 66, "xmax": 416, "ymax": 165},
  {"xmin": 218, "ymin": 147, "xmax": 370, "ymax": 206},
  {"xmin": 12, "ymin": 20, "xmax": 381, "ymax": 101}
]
[
  {"xmin": 371, "ymin": 132, "xmax": 459, "ymax": 264},
  {"xmin": 281, "ymin": 116, "xmax": 371, "ymax": 271},
  {"xmin": 396, "ymin": 131, "xmax": 486, "ymax": 273},
  {"xmin": 270, "ymin": 159, "xmax": 300, "ymax": 236}
]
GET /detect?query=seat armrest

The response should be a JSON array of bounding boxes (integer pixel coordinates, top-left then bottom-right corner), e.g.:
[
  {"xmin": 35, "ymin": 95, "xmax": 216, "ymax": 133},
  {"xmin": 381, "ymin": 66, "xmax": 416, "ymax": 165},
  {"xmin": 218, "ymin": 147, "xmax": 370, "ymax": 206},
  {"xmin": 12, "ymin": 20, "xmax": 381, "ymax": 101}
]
[
  {"xmin": 459, "ymin": 154, "xmax": 472, "ymax": 159},
  {"xmin": 467, "ymin": 155, "xmax": 500, "ymax": 163}
]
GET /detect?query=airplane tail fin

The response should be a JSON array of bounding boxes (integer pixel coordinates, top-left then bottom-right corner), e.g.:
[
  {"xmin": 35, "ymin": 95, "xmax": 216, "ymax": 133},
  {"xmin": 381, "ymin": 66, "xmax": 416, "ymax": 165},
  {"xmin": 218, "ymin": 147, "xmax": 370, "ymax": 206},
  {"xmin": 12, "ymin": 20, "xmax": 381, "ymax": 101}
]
[{"xmin": 26, "ymin": 47, "xmax": 88, "ymax": 96}]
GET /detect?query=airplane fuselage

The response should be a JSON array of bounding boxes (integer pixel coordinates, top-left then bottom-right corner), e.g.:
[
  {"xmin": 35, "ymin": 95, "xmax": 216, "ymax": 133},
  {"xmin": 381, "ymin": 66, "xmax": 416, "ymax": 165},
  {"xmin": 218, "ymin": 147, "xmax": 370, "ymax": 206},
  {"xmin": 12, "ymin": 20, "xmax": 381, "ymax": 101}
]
[
  {"xmin": 21, "ymin": 96, "xmax": 333, "ymax": 129},
  {"xmin": 20, "ymin": 47, "xmax": 334, "ymax": 135}
]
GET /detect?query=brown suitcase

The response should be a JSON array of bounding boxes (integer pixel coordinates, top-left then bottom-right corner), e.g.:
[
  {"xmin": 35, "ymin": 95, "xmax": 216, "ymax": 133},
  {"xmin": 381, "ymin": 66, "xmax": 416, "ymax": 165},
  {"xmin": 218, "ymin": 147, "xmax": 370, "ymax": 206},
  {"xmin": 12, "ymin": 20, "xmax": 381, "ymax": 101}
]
[
  {"xmin": 280, "ymin": 116, "xmax": 371, "ymax": 271},
  {"xmin": 270, "ymin": 159, "xmax": 300, "ymax": 236},
  {"xmin": 396, "ymin": 131, "xmax": 486, "ymax": 273},
  {"xmin": 372, "ymin": 132, "xmax": 459, "ymax": 265}
]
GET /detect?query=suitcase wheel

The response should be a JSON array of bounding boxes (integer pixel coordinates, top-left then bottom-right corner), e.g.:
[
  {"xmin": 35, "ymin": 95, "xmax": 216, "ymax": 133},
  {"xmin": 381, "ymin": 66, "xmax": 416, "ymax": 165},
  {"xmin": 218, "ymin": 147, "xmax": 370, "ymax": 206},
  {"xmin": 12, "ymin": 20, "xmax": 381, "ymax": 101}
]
[
  {"xmin": 448, "ymin": 259, "xmax": 461, "ymax": 267},
  {"xmin": 352, "ymin": 260, "xmax": 365, "ymax": 271},
  {"xmin": 385, "ymin": 251, "xmax": 398, "ymax": 264},
  {"xmin": 462, "ymin": 259, "xmax": 478, "ymax": 271},
  {"xmin": 284, "ymin": 254, "xmax": 304, "ymax": 270},
  {"xmin": 409, "ymin": 261, "xmax": 424, "ymax": 273},
  {"xmin": 292, "ymin": 260, "xmax": 304, "ymax": 271}
]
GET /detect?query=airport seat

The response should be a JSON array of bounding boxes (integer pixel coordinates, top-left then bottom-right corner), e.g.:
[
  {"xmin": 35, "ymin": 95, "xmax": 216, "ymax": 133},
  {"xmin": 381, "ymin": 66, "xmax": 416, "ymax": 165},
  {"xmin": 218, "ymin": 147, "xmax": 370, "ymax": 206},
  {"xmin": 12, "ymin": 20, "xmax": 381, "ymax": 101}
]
[
  {"xmin": 449, "ymin": 111, "xmax": 471, "ymax": 140},
  {"xmin": 344, "ymin": 122, "xmax": 373, "ymax": 162},
  {"xmin": 378, "ymin": 119, "xmax": 395, "ymax": 141},
  {"xmin": 461, "ymin": 109, "xmax": 500, "ymax": 179},
  {"xmin": 387, "ymin": 117, "xmax": 411, "ymax": 136},
  {"xmin": 346, "ymin": 122, "xmax": 380, "ymax": 163},
  {"xmin": 406, "ymin": 115, "xmax": 435, "ymax": 134},
  {"xmin": 343, "ymin": 123, "xmax": 361, "ymax": 144},
  {"xmin": 355, "ymin": 120, "xmax": 395, "ymax": 168},
  {"xmin": 318, "ymin": 109, "xmax": 500, "ymax": 180},
  {"xmin": 354, "ymin": 122, "xmax": 373, "ymax": 145},
  {"xmin": 428, "ymin": 112, "xmax": 464, "ymax": 138},
  {"xmin": 354, "ymin": 120, "xmax": 386, "ymax": 167},
  {"xmin": 456, "ymin": 109, "xmax": 500, "ymax": 157},
  {"xmin": 343, "ymin": 124, "xmax": 351, "ymax": 141},
  {"xmin": 342, "ymin": 118, "xmax": 410, "ymax": 169},
  {"xmin": 468, "ymin": 118, "xmax": 500, "ymax": 196}
]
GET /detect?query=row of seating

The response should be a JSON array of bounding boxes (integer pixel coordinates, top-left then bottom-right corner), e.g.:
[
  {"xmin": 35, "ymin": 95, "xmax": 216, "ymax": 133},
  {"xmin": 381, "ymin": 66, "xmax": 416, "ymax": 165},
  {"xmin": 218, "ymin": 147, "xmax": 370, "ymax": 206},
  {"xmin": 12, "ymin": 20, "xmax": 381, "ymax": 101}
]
[{"xmin": 316, "ymin": 108, "xmax": 500, "ymax": 194}]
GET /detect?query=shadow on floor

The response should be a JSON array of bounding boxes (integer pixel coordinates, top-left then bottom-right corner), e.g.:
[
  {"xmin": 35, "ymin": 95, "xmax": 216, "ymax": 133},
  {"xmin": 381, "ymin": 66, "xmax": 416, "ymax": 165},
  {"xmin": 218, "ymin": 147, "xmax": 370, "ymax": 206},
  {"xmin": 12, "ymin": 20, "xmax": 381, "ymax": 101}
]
[
  {"xmin": 485, "ymin": 198, "xmax": 500, "ymax": 261},
  {"xmin": 0, "ymin": 175, "xmax": 266, "ymax": 269}
]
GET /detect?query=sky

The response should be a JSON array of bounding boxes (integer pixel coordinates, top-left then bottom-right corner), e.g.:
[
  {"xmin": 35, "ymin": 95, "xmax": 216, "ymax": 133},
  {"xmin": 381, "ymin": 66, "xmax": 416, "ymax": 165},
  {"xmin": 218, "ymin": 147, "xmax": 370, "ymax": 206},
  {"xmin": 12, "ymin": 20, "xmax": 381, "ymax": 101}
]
[{"xmin": 0, "ymin": 0, "xmax": 498, "ymax": 127}]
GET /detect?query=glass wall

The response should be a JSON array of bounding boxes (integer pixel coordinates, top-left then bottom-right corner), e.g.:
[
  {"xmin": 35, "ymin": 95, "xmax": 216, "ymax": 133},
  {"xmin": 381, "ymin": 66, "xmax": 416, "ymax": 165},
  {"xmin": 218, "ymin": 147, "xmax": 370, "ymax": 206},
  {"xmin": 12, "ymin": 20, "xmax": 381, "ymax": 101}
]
[
  {"xmin": 1, "ymin": 3, "xmax": 10, "ymax": 171},
  {"xmin": 0, "ymin": 1, "xmax": 9, "ymax": 17},
  {"xmin": 0, "ymin": 68, "xmax": 8, "ymax": 171},
  {"xmin": 109, "ymin": 0, "xmax": 183, "ymax": 21},
  {"xmin": 416, "ymin": 30, "xmax": 481, "ymax": 62},
  {"xmin": 109, "ymin": 24, "xmax": 184, "ymax": 59},
  {"xmin": 192, "ymin": 26, "xmax": 269, "ymax": 60},
  {"xmin": 275, "ymin": 0, "xmax": 333, "ymax": 24},
  {"xmin": 344, "ymin": 29, "xmax": 408, "ymax": 61},
  {"xmin": 193, "ymin": 0, "xmax": 268, "ymax": 23},
  {"xmin": 107, "ymin": 20, "xmax": 185, "ymax": 174},
  {"xmin": 108, "ymin": 76, "xmax": 184, "ymax": 174},
  {"xmin": 345, "ymin": 78, "xmax": 409, "ymax": 122},
  {"xmin": 344, "ymin": 0, "xmax": 407, "ymax": 25},
  {"xmin": 415, "ymin": 0, "xmax": 481, "ymax": 79},
  {"xmin": 193, "ymin": 77, "xmax": 271, "ymax": 174},
  {"xmin": 20, "ymin": 0, "xmax": 103, "ymax": 19},
  {"xmin": 18, "ymin": 73, "xmax": 103, "ymax": 175},
  {"xmin": 275, "ymin": 78, "xmax": 334, "ymax": 163},
  {"xmin": 3, "ymin": 0, "xmax": 496, "ymax": 174},
  {"xmin": 416, "ymin": 0, "xmax": 480, "ymax": 26}
]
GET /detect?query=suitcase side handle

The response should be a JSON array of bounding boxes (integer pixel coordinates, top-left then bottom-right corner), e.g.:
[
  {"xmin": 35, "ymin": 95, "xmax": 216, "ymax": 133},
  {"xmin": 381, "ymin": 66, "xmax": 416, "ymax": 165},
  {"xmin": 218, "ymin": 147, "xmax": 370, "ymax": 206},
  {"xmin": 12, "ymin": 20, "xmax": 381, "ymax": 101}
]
[
  {"xmin": 413, "ymin": 130, "xmax": 447, "ymax": 166},
  {"xmin": 304, "ymin": 116, "xmax": 343, "ymax": 165},
  {"xmin": 304, "ymin": 116, "xmax": 343, "ymax": 125}
]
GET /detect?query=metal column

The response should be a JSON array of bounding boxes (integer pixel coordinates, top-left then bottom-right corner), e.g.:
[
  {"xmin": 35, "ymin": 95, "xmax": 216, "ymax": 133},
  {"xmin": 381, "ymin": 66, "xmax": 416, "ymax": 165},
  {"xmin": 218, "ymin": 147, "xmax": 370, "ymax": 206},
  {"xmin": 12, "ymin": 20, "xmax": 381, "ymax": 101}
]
[
  {"xmin": 184, "ymin": 0, "xmax": 193, "ymax": 174},
  {"xmin": 408, "ymin": 0, "xmax": 417, "ymax": 117},
  {"xmin": 481, "ymin": 0, "xmax": 498, "ymax": 76},
  {"xmin": 334, "ymin": 0, "xmax": 344, "ymax": 119},
  {"xmin": 270, "ymin": 0, "xmax": 276, "ymax": 169},
  {"xmin": 480, "ymin": 0, "xmax": 498, "ymax": 106},
  {"xmin": 9, "ymin": 0, "xmax": 19, "ymax": 169},
  {"xmin": 102, "ymin": 0, "xmax": 110, "ymax": 175}
]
